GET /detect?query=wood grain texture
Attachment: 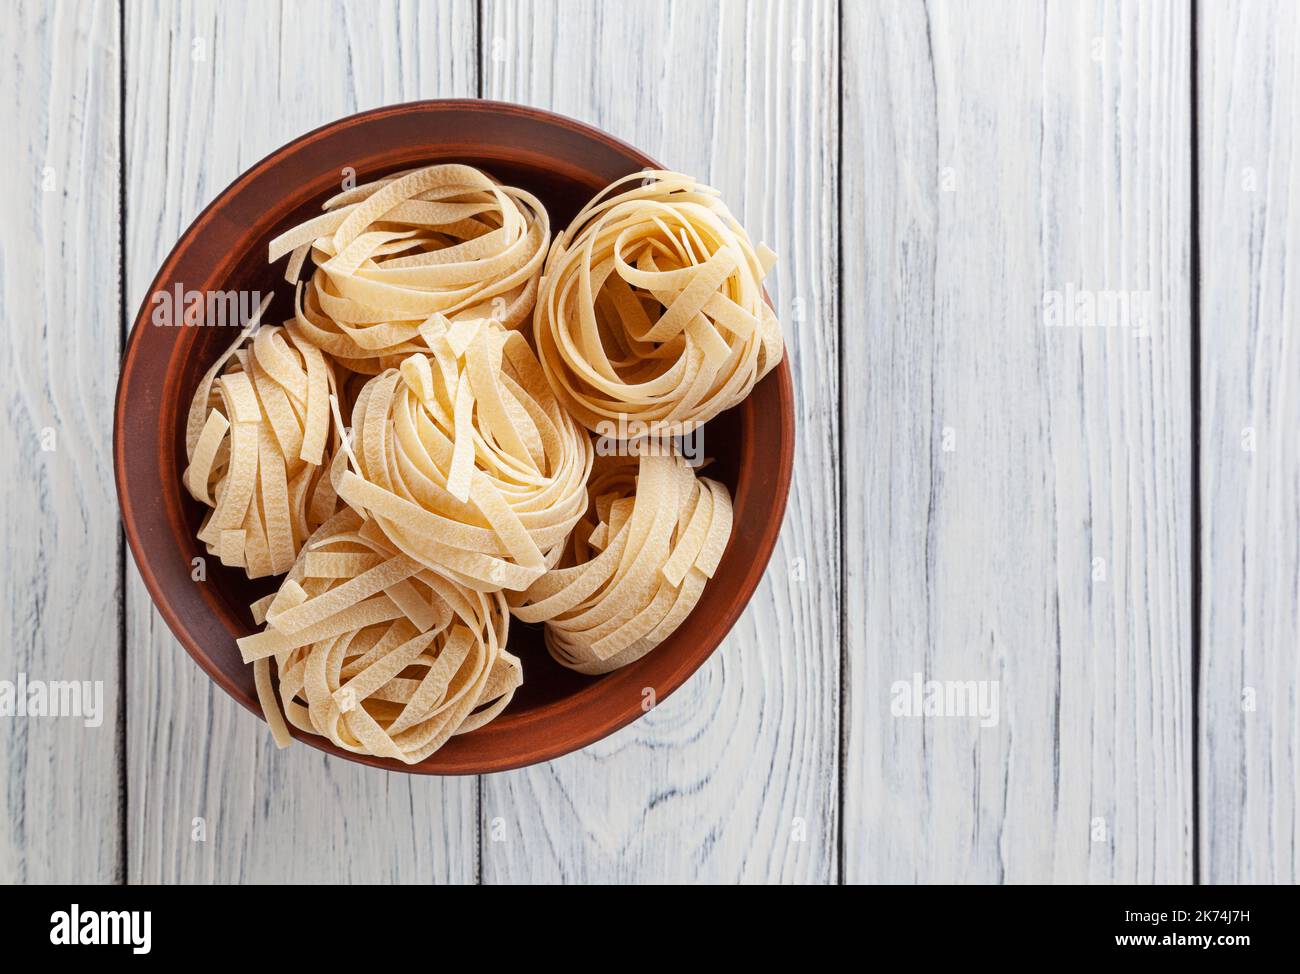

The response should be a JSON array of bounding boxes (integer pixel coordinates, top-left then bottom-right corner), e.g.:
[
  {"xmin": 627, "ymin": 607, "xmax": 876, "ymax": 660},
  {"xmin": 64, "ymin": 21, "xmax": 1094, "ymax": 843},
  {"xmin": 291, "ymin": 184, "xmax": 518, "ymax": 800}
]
[
  {"xmin": 0, "ymin": 0, "xmax": 123, "ymax": 884},
  {"xmin": 478, "ymin": 0, "xmax": 840, "ymax": 883},
  {"xmin": 841, "ymin": 0, "xmax": 1193, "ymax": 883},
  {"xmin": 1198, "ymin": 0, "xmax": 1300, "ymax": 884},
  {"xmin": 13, "ymin": 0, "xmax": 1298, "ymax": 887},
  {"xmin": 123, "ymin": 0, "xmax": 480, "ymax": 883}
]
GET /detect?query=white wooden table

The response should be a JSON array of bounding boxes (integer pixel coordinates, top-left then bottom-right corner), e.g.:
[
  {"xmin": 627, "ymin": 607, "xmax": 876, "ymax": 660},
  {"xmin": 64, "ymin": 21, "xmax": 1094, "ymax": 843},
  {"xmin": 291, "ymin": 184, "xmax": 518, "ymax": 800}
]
[{"xmin": 0, "ymin": 0, "xmax": 1293, "ymax": 884}]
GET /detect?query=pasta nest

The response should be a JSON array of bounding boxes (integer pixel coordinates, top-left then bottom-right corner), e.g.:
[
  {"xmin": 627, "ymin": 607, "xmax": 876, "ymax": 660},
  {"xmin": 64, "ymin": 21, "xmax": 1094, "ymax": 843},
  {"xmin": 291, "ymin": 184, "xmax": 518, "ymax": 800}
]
[
  {"xmin": 269, "ymin": 163, "xmax": 549, "ymax": 374},
  {"xmin": 238, "ymin": 509, "xmax": 521, "ymax": 764},
  {"xmin": 509, "ymin": 449, "xmax": 733, "ymax": 674},
  {"xmin": 183, "ymin": 321, "xmax": 344, "ymax": 578},
  {"xmin": 534, "ymin": 170, "xmax": 783, "ymax": 434},
  {"xmin": 336, "ymin": 316, "xmax": 594, "ymax": 593}
]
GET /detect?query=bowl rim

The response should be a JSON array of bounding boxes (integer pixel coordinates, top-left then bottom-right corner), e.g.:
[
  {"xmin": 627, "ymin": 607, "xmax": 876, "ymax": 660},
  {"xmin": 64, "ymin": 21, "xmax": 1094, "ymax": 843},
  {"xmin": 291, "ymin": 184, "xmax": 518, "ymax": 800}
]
[{"xmin": 114, "ymin": 98, "xmax": 795, "ymax": 775}]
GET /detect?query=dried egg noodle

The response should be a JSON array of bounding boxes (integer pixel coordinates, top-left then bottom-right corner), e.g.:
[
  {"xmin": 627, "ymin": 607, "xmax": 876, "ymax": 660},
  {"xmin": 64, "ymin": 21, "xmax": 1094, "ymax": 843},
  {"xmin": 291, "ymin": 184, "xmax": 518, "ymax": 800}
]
[
  {"xmin": 239, "ymin": 508, "xmax": 520, "ymax": 763},
  {"xmin": 335, "ymin": 317, "xmax": 593, "ymax": 593},
  {"xmin": 509, "ymin": 450, "xmax": 733, "ymax": 674},
  {"xmin": 268, "ymin": 164, "xmax": 548, "ymax": 374},
  {"xmin": 175, "ymin": 164, "xmax": 781, "ymax": 760},
  {"xmin": 534, "ymin": 170, "xmax": 783, "ymax": 433},
  {"xmin": 183, "ymin": 311, "xmax": 345, "ymax": 578}
]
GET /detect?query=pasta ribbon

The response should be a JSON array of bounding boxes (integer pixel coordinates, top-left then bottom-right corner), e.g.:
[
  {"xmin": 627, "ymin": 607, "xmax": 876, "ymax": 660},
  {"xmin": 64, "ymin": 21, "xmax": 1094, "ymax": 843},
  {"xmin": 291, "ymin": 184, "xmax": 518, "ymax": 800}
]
[
  {"xmin": 335, "ymin": 317, "xmax": 593, "ymax": 592},
  {"xmin": 241, "ymin": 508, "xmax": 521, "ymax": 763},
  {"xmin": 183, "ymin": 314, "xmax": 345, "ymax": 578},
  {"xmin": 179, "ymin": 164, "xmax": 782, "ymax": 762},
  {"xmin": 533, "ymin": 170, "xmax": 783, "ymax": 434},
  {"xmin": 269, "ymin": 164, "xmax": 549, "ymax": 373},
  {"xmin": 509, "ymin": 449, "xmax": 733, "ymax": 674}
]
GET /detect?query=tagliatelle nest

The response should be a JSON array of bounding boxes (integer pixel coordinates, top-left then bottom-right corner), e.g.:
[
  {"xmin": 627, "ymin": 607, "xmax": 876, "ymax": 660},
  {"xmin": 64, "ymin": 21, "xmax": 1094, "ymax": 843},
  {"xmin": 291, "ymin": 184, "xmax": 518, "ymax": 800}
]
[
  {"xmin": 238, "ymin": 508, "xmax": 520, "ymax": 764},
  {"xmin": 269, "ymin": 164, "xmax": 549, "ymax": 374},
  {"xmin": 533, "ymin": 170, "xmax": 783, "ymax": 434},
  {"xmin": 335, "ymin": 316, "xmax": 593, "ymax": 593},
  {"xmin": 183, "ymin": 311, "xmax": 345, "ymax": 578},
  {"xmin": 180, "ymin": 164, "xmax": 778, "ymax": 763},
  {"xmin": 509, "ymin": 449, "xmax": 733, "ymax": 674}
]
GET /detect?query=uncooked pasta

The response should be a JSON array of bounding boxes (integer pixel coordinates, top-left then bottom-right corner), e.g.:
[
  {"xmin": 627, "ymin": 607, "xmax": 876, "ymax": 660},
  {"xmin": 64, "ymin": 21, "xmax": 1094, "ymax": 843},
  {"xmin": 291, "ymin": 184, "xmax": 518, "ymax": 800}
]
[
  {"xmin": 269, "ymin": 164, "xmax": 548, "ymax": 373},
  {"xmin": 182, "ymin": 162, "xmax": 776, "ymax": 763},
  {"xmin": 334, "ymin": 316, "xmax": 593, "ymax": 592},
  {"xmin": 533, "ymin": 170, "xmax": 783, "ymax": 433},
  {"xmin": 183, "ymin": 304, "xmax": 345, "ymax": 578},
  {"xmin": 240, "ymin": 508, "xmax": 520, "ymax": 763},
  {"xmin": 509, "ymin": 450, "xmax": 733, "ymax": 675}
]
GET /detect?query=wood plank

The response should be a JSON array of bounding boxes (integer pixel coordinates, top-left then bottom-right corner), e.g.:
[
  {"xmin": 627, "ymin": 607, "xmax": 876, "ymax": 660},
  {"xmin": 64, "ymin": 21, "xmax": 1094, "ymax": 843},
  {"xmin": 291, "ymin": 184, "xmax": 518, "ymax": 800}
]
[
  {"xmin": 841, "ymin": 0, "xmax": 1192, "ymax": 882},
  {"xmin": 1198, "ymin": 0, "xmax": 1300, "ymax": 884},
  {"xmin": 123, "ymin": 0, "xmax": 480, "ymax": 883},
  {"xmin": 479, "ymin": 0, "xmax": 840, "ymax": 883},
  {"xmin": 0, "ymin": 0, "xmax": 123, "ymax": 884}
]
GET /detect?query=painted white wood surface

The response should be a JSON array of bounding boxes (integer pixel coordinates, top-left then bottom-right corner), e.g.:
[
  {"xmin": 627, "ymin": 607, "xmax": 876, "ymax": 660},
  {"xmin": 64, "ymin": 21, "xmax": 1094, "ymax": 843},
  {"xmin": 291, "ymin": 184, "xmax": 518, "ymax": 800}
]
[
  {"xmin": 841, "ymin": 0, "xmax": 1193, "ymax": 882},
  {"xmin": 0, "ymin": 0, "xmax": 123, "ymax": 884},
  {"xmin": 123, "ymin": 0, "xmax": 480, "ymax": 883},
  {"xmin": 6, "ymin": 0, "xmax": 1300, "ymax": 885},
  {"xmin": 1198, "ymin": 0, "xmax": 1300, "ymax": 885},
  {"xmin": 477, "ymin": 0, "xmax": 840, "ymax": 883}
]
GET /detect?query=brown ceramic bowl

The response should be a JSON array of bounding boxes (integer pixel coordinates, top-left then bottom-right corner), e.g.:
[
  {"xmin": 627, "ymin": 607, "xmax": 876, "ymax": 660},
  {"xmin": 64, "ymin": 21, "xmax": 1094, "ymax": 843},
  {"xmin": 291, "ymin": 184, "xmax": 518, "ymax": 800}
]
[{"xmin": 115, "ymin": 100, "xmax": 794, "ymax": 774}]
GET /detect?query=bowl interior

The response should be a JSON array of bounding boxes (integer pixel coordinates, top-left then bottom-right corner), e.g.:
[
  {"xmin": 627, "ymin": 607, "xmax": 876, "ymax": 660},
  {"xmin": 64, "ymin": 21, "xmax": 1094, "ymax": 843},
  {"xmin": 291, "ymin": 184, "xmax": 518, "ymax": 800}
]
[{"xmin": 117, "ymin": 102, "xmax": 792, "ymax": 773}]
